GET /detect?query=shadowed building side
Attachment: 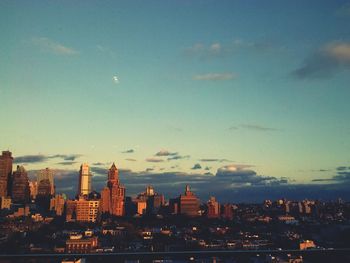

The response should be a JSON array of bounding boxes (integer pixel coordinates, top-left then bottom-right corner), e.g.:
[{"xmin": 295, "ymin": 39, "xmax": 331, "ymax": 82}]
[
  {"xmin": 11, "ymin": 165, "xmax": 30, "ymax": 204},
  {"xmin": 0, "ymin": 151, "xmax": 13, "ymax": 197}
]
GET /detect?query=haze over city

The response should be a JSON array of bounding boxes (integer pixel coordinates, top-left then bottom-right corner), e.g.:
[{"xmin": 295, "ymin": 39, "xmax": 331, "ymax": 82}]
[{"xmin": 1, "ymin": 0, "xmax": 350, "ymax": 201}]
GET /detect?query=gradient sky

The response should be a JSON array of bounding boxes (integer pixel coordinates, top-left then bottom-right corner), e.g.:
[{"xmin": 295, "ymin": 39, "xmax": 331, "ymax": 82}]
[{"xmin": 1, "ymin": 1, "xmax": 350, "ymax": 200}]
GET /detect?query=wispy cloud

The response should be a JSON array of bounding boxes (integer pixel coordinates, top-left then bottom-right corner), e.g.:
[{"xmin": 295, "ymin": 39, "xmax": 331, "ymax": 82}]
[
  {"xmin": 50, "ymin": 154, "xmax": 82, "ymax": 161},
  {"xmin": 146, "ymin": 157, "xmax": 164, "ymax": 163},
  {"xmin": 14, "ymin": 155, "xmax": 48, "ymax": 164},
  {"xmin": 122, "ymin": 149, "xmax": 134, "ymax": 154},
  {"xmin": 230, "ymin": 124, "xmax": 279, "ymax": 132},
  {"xmin": 168, "ymin": 155, "xmax": 190, "ymax": 161},
  {"xmin": 57, "ymin": 161, "xmax": 77, "ymax": 166},
  {"xmin": 313, "ymin": 165, "xmax": 350, "ymax": 183},
  {"xmin": 292, "ymin": 41, "xmax": 350, "ymax": 79},
  {"xmin": 31, "ymin": 37, "xmax": 78, "ymax": 55},
  {"xmin": 193, "ymin": 72, "xmax": 236, "ymax": 81},
  {"xmin": 199, "ymin": 158, "xmax": 231, "ymax": 163},
  {"xmin": 125, "ymin": 158, "xmax": 137, "ymax": 162},
  {"xmin": 184, "ymin": 39, "xmax": 274, "ymax": 59},
  {"xmin": 92, "ymin": 162, "xmax": 108, "ymax": 166},
  {"xmin": 14, "ymin": 153, "xmax": 82, "ymax": 164},
  {"xmin": 155, "ymin": 150, "xmax": 178, "ymax": 157}
]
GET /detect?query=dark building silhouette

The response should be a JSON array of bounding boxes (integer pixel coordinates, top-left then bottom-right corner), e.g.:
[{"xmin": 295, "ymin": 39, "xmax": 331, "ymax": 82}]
[
  {"xmin": 207, "ymin": 196, "xmax": 220, "ymax": 218},
  {"xmin": 0, "ymin": 151, "xmax": 13, "ymax": 197},
  {"xmin": 37, "ymin": 179, "xmax": 52, "ymax": 197},
  {"xmin": 36, "ymin": 178, "xmax": 53, "ymax": 212},
  {"xmin": 134, "ymin": 185, "xmax": 165, "ymax": 215},
  {"xmin": 222, "ymin": 203, "xmax": 234, "ymax": 220},
  {"xmin": 100, "ymin": 163, "xmax": 125, "ymax": 216},
  {"xmin": 37, "ymin": 168, "xmax": 55, "ymax": 195},
  {"xmin": 11, "ymin": 165, "xmax": 30, "ymax": 203}
]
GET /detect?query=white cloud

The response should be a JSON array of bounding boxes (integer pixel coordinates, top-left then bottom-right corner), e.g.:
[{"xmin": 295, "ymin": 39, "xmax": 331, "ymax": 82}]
[
  {"xmin": 218, "ymin": 164, "xmax": 254, "ymax": 173},
  {"xmin": 192, "ymin": 72, "xmax": 236, "ymax": 81},
  {"xmin": 210, "ymin": 42, "xmax": 221, "ymax": 52},
  {"xmin": 32, "ymin": 37, "xmax": 78, "ymax": 55}
]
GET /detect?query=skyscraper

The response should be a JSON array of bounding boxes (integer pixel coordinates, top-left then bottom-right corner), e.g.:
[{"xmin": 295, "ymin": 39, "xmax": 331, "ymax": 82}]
[
  {"xmin": 37, "ymin": 179, "xmax": 52, "ymax": 197},
  {"xmin": 29, "ymin": 181, "xmax": 38, "ymax": 200},
  {"xmin": 207, "ymin": 196, "xmax": 220, "ymax": 218},
  {"xmin": 11, "ymin": 165, "xmax": 30, "ymax": 203},
  {"xmin": 100, "ymin": 163, "xmax": 125, "ymax": 216},
  {"xmin": 78, "ymin": 163, "xmax": 92, "ymax": 196},
  {"xmin": 135, "ymin": 185, "xmax": 165, "ymax": 214},
  {"xmin": 179, "ymin": 185, "xmax": 200, "ymax": 217},
  {"xmin": 0, "ymin": 151, "xmax": 13, "ymax": 197},
  {"xmin": 37, "ymin": 168, "xmax": 55, "ymax": 195}
]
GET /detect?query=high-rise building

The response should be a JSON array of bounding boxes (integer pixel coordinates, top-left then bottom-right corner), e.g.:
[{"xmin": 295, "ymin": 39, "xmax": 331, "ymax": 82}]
[
  {"xmin": 66, "ymin": 200, "xmax": 77, "ymax": 222},
  {"xmin": 76, "ymin": 197, "xmax": 100, "ymax": 222},
  {"xmin": 135, "ymin": 185, "xmax": 165, "ymax": 214},
  {"xmin": 136, "ymin": 200, "xmax": 147, "ymax": 215},
  {"xmin": 29, "ymin": 181, "xmax": 38, "ymax": 200},
  {"xmin": 207, "ymin": 196, "xmax": 220, "ymax": 218},
  {"xmin": 0, "ymin": 151, "xmax": 13, "ymax": 197},
  {"xmin": 100, "ymin": 163, "xmax": 125, "ymax": 216},
  {"xmin": 78, "ymin": 163, "xmax": 92, "ymax": 196},
  {"xmin": 37, "ymin": 179, "xmax": 52, "ymax": 197},
  {"xmin": 37, "ymin": 168, "xmax": 55, "ymax": 195},
  {"xmin": 145, "ymin": 185, "xmax": 154, "ymax": 196},
  {"xmin": 11, "ymin": 165, "xmax": 30, "ymax": 204},
  {"xmin": 50, "ymin": 194, "xmax": 66, "ymax": 216},
  {"xmin": 222, "ymin": 203, "xmax": 234, "ymax": 220},
  {"xmin": 179, "ymin": 185, "xmax": 200, "ymax": 217}
]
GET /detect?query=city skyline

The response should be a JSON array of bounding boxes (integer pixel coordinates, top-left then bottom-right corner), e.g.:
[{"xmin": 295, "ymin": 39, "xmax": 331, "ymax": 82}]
[
  {"xmin": 1, "ymin": 1, "xmax": 350, "ymax": 202},
  {"xmin": 4, "ymin": 153, "xmax": 350, "ymax": 203}
]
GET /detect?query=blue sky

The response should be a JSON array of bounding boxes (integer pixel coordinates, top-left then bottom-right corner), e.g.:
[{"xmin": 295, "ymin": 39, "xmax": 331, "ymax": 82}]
[{"xmin": 1, "ymin": 1, "xmax": 350, "ymax": 200}]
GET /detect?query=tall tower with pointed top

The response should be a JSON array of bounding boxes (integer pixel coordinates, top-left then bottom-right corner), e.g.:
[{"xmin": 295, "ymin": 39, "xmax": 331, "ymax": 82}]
[
  {"xmin": 108, "ymin": 163, "xmax": 119, "ymax": 185},
  {"xmin": 101, "ymin": 163, "xmax": 125, "ymax": 216}
]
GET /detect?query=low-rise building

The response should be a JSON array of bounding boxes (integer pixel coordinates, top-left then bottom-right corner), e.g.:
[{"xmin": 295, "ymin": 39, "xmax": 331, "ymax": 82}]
[
  {"xmin": 66, "ymin": 235, "xmax": 98, "ymax": 253},
  {"xmin": 299, "ymin": 240, "xmax": 316, "ymax": 250}
]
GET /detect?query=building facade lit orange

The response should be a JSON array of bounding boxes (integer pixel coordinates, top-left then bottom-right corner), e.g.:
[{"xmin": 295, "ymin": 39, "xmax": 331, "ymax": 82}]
[{"xmin": 100, "ymin": 163, "xmax": 125, "ymax": 216}]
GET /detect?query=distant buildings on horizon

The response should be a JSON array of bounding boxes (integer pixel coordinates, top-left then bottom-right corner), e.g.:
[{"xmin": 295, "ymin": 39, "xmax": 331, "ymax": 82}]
[
  {"xmin": 1, "ymin": 150, "xmax": 340, "ymax": 223},
  {"xmin": 0, "ymin": 150, "xmax": 216, "ymax": 221}
]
